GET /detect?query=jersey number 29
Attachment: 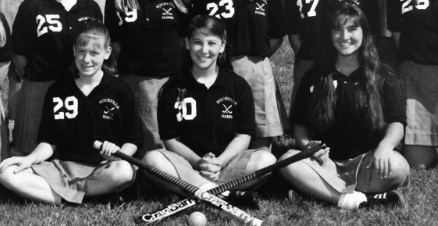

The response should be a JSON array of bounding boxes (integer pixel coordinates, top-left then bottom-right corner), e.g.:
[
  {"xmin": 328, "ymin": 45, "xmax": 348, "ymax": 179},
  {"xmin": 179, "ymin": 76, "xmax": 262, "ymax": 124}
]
[{"xmin": 53, "ymin": 96, "xmax": 78, "ymax": 120}]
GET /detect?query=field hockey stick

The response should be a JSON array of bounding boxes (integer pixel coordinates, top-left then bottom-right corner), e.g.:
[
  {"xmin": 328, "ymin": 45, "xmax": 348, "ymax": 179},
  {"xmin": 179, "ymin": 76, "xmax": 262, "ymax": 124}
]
[
  {"xmin": 141, "ymin": 143, "xmax": 325, "ymax": 224},
  {"xmin": 93, "ymin": 141, "xmax": 263, "ymax": 226}
]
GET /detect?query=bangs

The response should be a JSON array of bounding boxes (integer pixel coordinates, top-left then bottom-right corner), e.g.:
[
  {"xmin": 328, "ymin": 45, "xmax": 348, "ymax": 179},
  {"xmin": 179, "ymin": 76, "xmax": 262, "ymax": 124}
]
[
  {"xmin": 75, "ymin": 33, "xmax": 106, "ymax": 50},
  {"xmin": 333, "ymin": 14, "xmax": 360, "ymax": 28}
]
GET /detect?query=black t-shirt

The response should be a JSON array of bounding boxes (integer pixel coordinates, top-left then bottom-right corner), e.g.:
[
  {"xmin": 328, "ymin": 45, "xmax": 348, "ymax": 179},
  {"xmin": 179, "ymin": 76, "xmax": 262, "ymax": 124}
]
[
  {"xmin": 105, "ymin": 0, "xmax": 183, "ymax": 77},
  {"xmin": 190, "ymin": 0, "xmax": 281, "ymax": 57},
  {"xmin": 285, "ymin": 0, "xmax": 381, "ymax": 60},
  {"xmin": 158, "ymin": 68, "xmax": 255, "ymax": 157},
  {"xmin": 291, "ymin": 68, "xmax": 406, "ymax": 160},
  {"xmin": 38, "ymin": 73, "xmax": 143, "ymax": 164},
  {"xmin": 12, "ymin": 0, "xmax": 103, "ymax": 81},
  {"xmin": 0, "ymin": 13, "xmax": 12, "ymax": 63},
  {"xmin": 387, "ymin": 0, "xmax": 438, "ymax": 64}
]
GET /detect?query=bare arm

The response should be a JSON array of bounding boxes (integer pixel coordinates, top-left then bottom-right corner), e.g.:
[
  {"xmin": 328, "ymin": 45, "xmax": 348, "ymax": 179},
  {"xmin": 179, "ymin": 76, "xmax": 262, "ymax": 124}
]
[
  {"xmin": 0, "ymin": 142, "xmax": 55, "ymax": 173},
  {"xmin": 391, "ymin": 32, "xmax": 400, "ymax": 51},
  {"xmin": 368, "ymin": 122, "xmax": 404, "ymax": 178},
  {"xmin": 12, "ymin": 54, "xmax": 26, "ymax": 80},
  {"xmin": 164, "ymin": 138, "xmax": 202, "ymax": 168},
  {"xmin": 216, "ymin": 133, "xmax": 251, "ymax": 167},
  {"xmin": 287, "ymin": 34, "xmax": 301, "ymax": 55}
]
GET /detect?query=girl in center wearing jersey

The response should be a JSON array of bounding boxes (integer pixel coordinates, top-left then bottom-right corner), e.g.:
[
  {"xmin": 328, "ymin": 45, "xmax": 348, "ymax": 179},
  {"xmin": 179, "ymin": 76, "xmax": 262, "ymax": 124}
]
[
  {"xmin": 0, "ymin": 22, "xmax": 142, "ymax": 204},
  {"xmin": 105, "ymin": 0, "xmax": 184, "ymax": 158},
  {"xmin": 142, "ymin": 15, "xmax": 276, "ymax": 193},
  {"xmin": 187, "ymin": 0, "xmax": 289, "ymax": 150},
  {"xmin": 279, "ymin": 3, "xmax": 410, "ymax": 209}
]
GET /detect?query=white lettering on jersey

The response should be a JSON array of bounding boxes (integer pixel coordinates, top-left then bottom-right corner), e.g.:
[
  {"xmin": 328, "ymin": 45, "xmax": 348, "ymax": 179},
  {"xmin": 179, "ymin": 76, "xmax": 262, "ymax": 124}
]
[
  {"xmin": 297, "ymin": 0, "xmax": 320, "ymax": 18},
  {"xmin": 36, "ymin": 14, "xmax": 63, "ymax": 37},
  {"xmin": 216, "ymin": 96, "xmax": 237, "ymax": 119},
  {"xmin": 401, "ymin": 0, "xmax": 430, "ymax": 14},
  {"xmin": 255, "ymin": 0, "xmax": 267, "ymax": 16},
  {"xmin": 125, "ymin": 10, "xmax": 138, "ymax": 22},
  {"xmin": 53, "ymin": 96, "xmax": 79, "ymax": 120},
  {"xmin": 207, "ymin": 0, "xmax": 235, "ymax": 19},
  {"xmin": 174, "ymin": 97, "xmax": 197, "ymax": 121}
]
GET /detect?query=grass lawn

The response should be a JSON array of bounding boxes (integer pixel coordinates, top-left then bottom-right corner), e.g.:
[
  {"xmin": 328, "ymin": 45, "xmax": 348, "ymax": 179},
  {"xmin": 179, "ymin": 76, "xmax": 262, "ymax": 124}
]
[{"xmin": 0, "ymin": 38, "xmax": 437, "ymax": 226}]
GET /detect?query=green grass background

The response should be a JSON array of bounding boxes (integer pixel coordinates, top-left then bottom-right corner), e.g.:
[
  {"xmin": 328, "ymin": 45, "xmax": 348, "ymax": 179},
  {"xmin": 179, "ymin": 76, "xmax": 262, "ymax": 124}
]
[{"xmin": 0, "ymin": 39, "xmax": 437, "ymax": 226}]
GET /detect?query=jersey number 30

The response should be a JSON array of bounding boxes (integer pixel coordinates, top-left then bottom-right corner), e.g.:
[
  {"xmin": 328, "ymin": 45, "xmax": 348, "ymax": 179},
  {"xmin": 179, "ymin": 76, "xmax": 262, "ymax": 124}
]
[
  {"xmin": 53, "ymin": 96, "xmax": 78, "ymax": 120},
  {"xmin": 207, "ymin": 0, "xmax": 235, "ymax": 19}
]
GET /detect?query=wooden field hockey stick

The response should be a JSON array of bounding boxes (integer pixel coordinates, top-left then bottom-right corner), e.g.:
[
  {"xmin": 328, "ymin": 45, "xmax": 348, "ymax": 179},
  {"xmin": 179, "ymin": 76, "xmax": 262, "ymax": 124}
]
[
  {"xmin": 93, "ymin": 141, "xmax": 263, "ymax": 226},
  {"xmin": 141, "ymin": 143, "xmax": 325, "ymax": 224}
]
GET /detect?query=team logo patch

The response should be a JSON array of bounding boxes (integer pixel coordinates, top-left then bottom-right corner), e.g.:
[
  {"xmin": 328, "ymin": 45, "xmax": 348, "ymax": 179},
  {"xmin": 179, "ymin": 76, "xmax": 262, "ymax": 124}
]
[
  {"xmin": 216, "ymin": 96, "xmax": 237, "ymax": 119},
  {"xmin": 99, "ymin": 98, "xmax": 119, "ymax": 120},
  {"xmin": 255, "ymin": 0, "xmax": 267, "ymax": 16},
  {"xmin": 156, "ymin": 2, "xmax": 176, "ymax": 20}
]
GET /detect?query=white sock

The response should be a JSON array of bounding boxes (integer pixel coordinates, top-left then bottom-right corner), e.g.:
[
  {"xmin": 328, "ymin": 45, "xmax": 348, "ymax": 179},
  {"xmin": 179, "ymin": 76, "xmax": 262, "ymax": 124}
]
[{"xmin": 337, "ymin": 191, "xmax": 367, "ymax": 210}]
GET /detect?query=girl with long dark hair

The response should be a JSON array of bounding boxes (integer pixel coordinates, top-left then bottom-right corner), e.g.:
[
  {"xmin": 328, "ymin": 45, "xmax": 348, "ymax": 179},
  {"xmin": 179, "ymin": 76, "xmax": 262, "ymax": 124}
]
[{"xmin": 279, "ymin": 2, "xmax": 410, "ymax": 209}]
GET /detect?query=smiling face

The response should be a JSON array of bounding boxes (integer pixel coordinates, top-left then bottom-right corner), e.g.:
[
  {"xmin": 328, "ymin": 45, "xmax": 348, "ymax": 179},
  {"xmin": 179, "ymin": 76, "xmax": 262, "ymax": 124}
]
[
  {"xmin": 74, "ymin": 33, "xmax": 111, "ymax": 78},
  {"xmin": 186, "ymin": 28, "xmax": 225, "ymax": 72},
  {"xmin": 331, "ymin": 15, "xmax": 363, "ymax": 59}
]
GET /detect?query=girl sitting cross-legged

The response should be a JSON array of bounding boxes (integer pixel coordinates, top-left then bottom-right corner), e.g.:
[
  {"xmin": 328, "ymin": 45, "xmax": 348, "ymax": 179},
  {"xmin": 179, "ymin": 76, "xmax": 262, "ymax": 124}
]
[{"xmin": 279, "ymin": 1, "xmax": 410, "ymax": 210}]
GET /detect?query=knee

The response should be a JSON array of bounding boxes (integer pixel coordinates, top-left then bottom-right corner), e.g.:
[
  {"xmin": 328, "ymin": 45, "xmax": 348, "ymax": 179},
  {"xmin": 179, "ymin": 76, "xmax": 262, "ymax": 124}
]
[
  {"xmin": 250, "ymin": 150, "xmax": 276, "ymax": 170},
  {"xmin": 278, "ymin": 150, "xmax": 308, "ymax": 179},
  {"xmin": 105, "ymin": 160, "xmax": 135, "ymax": 187},
  {"xmin": 389, "ymin": 152, "xmax": 411, "ymax": 187},
  {"xmin": 142, "ymin": 150, "xmax": 168, "ymax": 169},
  {"xmin": 0, "ymin": 166, "xmax": 21, "ymax": 189}
]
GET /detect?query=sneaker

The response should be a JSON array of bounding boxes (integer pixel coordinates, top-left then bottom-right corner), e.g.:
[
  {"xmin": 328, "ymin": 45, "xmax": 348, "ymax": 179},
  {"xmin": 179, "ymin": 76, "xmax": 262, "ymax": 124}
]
[
  {"xmin": 361, "ymin": 190, "xmax": 406, "ymax": 208},
  {"xmin": 220, "ymin": 191, "xmax": 259, "ymax": 209}
]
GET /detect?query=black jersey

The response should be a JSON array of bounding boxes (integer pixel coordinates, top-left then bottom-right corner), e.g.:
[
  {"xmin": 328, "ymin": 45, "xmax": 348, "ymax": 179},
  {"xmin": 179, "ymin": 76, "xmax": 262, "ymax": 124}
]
[
  {"xmin": 158, "ymin": 68, "xmax": 255, "ymax": 157},
  {"xmin": 105, "ymin": 0, "xmax": 183, "ymax": 77},
  {"xmin": 292, "ymin": 68, "xmax": 406, "ymax": 160},
  {"xmin": 190, "ymin": 0, "xmax": 282, "ymax": 57},
  {"xmin": 387, "ymin": 0, "xmax": 438, "ymax": 64},
  {"xmin": 12, "ymin": 0, "xmax": 102, "ymax": 81},
  {"xmin": 0, "ymin": 13, "xmax": 12, "ymax": 63},
  {"xmin": 285, "ymin": 0, "xmax": 380, "ymax": 60},
  {"xmin": 38, "ymin": 73, "xmax": 143, "ymax": 164}
]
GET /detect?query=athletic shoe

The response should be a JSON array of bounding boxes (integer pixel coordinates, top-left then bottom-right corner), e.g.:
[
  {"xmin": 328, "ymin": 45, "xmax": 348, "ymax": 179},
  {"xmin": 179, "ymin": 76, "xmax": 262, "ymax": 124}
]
[
  {"xmin": 360, "ymin": 190, "xmax": 406, "ymax": 208},
  {"xmin": 221, "ymin": 191, "xmax": 259, "ymax": 209}
]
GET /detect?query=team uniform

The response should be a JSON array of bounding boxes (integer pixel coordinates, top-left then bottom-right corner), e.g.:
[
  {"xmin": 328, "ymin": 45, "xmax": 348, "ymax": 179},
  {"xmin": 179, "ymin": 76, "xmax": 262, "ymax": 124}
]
[
  {"xmin": 0, "ymin": 12, "xmax": 12, "ymax": 161},
  {"xmin": 288, "ymin": 67, "xmax": 409, "ymax": 192},
  {"xmin": 105, "ymin": 0, "xmax": 184, "ymax": 156},
  {"xmin": 284, "ymin": 0, "xmax": 386, "ymax": 113},
  {"xmin": 188, "ymin": 0, "xmax": 288, "ymax": 139},
  {"xmin": 156, "ymin": 68, "xmax": 257, "ymax": 186},
  {"xmin": 11, "ymin": 0, "xmax": 103, "ymax": 156},
  {"xmin": 387, "ymin": 0, "xmax": 438, "ymax": 146},
  {"xmin": 32, "ymin": 73, "xmax": 142, "ymax": 203}
]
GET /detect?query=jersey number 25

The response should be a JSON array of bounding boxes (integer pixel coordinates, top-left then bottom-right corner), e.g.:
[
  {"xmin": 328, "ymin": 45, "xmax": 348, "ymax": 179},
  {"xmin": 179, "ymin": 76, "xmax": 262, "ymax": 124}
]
[{"xmin": 37, "ymin": 14, "xmax": 62, "ymax": 37}]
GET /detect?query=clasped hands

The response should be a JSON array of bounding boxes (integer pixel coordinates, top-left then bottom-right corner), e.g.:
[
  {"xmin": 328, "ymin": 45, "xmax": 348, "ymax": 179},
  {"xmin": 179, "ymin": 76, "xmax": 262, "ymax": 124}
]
[{"xmin": 197, "ymin": 152, "xmax": 223, "ymax": 181}]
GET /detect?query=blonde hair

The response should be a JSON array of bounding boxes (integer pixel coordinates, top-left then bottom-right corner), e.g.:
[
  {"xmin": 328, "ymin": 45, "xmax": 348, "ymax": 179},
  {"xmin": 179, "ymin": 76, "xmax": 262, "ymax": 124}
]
[
  {"xmin": 114, "ymin": 0, "xmax": 139, "ymax": 12},
  {"xmin": 0, "ymin": 20, "xmax": 6, "ymax": 48}
]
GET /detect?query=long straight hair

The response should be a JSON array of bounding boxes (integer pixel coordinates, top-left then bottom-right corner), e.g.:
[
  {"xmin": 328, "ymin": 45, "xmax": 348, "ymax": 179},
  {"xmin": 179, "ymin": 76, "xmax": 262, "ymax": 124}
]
[{"xmin": 309, "ymin": 2, "xmax": 387, "ymax": 134}]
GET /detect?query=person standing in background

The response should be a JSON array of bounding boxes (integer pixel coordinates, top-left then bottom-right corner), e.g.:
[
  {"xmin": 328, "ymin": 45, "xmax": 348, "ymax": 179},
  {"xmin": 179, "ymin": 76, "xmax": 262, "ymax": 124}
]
[
  {"xmin": 387, "ymin": 0, "xmax": 438, "ymax": 169},
  {"xmin": 0, "ymin": 12, "xmax": 11, "ymax": 161},
  {"xmin": 11, "ymin": 0, "xmax": 103, "ymax": 156},
  {"xmin": 105, "ymin": 0, "xmax": 184, "ymax": 157}
]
